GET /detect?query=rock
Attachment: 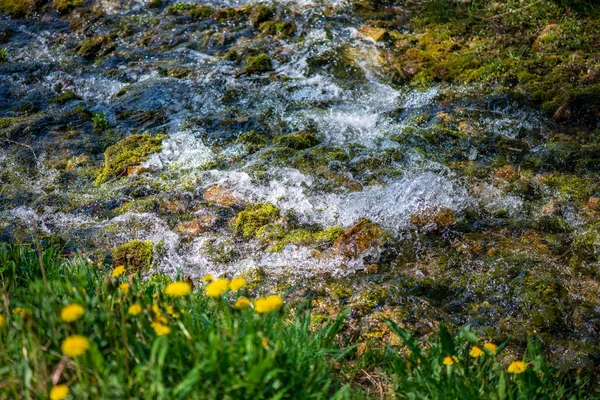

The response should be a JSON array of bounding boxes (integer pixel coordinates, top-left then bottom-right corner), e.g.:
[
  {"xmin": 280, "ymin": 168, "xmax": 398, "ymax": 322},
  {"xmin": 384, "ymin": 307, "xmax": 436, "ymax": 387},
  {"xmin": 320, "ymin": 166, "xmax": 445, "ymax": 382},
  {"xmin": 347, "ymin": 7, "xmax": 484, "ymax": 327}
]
[
  {"xmin": 249, "ymin": 4, "xmax": 273, "ymax": 27},
  {"xmin": 203, "ymin": 185, "xmax": 243, "ymax": 207},
  {"xmin": 493, "ymin": 165, "xmax": 518, "ymax": 182},
  {"xmin": 333, "ymin": 219, "xmax": 385, "ymax": 259},
  {"xmin": 410, "ymin": 208, "xmax": 456, "ymax": 229},
  {"xmin": 553, "ymin": 104, "xmax": 572, "ymax": 122},
  {"xmin": 126, "ymin": 165, "xmax": 151, "ymax": 177},
  {"xmin": 358, "ymin": 26, "xmax": 389, "ymax": 42},
  {"xmin": 77, "ymin": 35, "xmax": 114, "ymax": 60},
  {"xmin": 177, "ymin": 215, "xmax": 218, "ymax": 236},
  {"xmin": 112, "ymin": 240, "xmax": 153, "ymax": 271},
  {"xmin": 587, "ymin": 197, "xmax": 600, "ymax": 211},
  {"xmin": 244, "ymin": 54, "xmax": 272, "ymax": 75}
]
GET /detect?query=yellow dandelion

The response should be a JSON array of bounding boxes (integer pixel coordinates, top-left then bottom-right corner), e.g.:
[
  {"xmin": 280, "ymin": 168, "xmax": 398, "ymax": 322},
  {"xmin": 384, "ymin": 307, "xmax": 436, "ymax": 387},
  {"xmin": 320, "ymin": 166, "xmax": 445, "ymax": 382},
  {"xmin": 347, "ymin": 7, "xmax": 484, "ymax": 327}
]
[
  {"xmin": 507, "ymin": 360, "xmax": 527, "ymax": 374},
  {"xmin": 151, "ymin": 321, "xmax": 171, "ymax": 336},
  {"xmin": 165, "ymin": 305, "xmax": 180, "ymax": 318},
  {"xmin": 165, "ymin": 281, "xmax": 192, "ymax": 297},
  {"xmin": 202, "ymin": 274, "xmax": 214, "ymax": 282},
  {"xmin": 12, "ymin": 307, "xmax": 29, "ymax": 318},
  {"xmin": 61, "ymin": 335, "xmax": 90, "ymax": 357},
  {"xmin": 470, "ymin": 346, "xmax": 484, "ymax": 358},
  {"xmin": 254, "ymin": 295, "xmax": 284, "ymax": 313},
  {"xmin": 112, "ymin": 265, "xmax": 126, "ymax": 277},
  {"xmin": 229, "ymin": 277, "xmax": 247, "ymax": 291},
  {"xmin": 0, "ymin": 315, "xmax": 5, "ymax": 328},
  {"xmin": 205, "ymin": 278, "xmax": 229, "ymax": 297},
  {"xmin": 443, "ymin": 356, "xmax": 455, "ymax": 366},
  {"xmin": 261, "ymin": 337, "xmax": 269, "ymax": 347},
  {"xmin": 118, "ymin": 283, "xmax": 130, "ymax": 293},
  {"xmin": 49, "ymin": 385, "xmax": 70, "ymax": 400},
  {"xmin": 60, "ymin": 304, "xmax": 85, "ymax": 323},
  {"xmin": 128, "ymin": 303, "xmax": 142, "ymax": 316},
  {"xmin": 234, "ymin": 297, "xmax": 251, "ymax": 309},
  {"xmin": 483, "ymin": 343, "xmax": 498, "ymax": 354}
]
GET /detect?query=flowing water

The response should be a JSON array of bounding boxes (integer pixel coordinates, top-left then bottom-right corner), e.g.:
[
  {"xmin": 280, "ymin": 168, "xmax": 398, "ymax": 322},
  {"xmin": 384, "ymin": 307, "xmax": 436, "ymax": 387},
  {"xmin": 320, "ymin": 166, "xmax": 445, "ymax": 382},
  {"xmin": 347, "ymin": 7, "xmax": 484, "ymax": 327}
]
[{"xmin": 1, "ymin": 0, "xmax": 599, "ymax": 365}]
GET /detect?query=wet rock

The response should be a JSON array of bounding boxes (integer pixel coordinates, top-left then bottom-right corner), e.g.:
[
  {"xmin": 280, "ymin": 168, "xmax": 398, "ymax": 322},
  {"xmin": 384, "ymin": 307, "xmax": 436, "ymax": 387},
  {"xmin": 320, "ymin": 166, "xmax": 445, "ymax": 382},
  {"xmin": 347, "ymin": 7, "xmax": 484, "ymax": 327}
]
[
  {"xmin": 177, "ymin": 215, "xmax": 218, "ymax": 236},
  {"xmin": 243, "ymin": 53, "xmax": 272, "ymax": 75},
  {"xmin": 234, "ymin": 203, "xmax": 280, "ymax": 241},
  {"xmin": 125, "ymin": 165, "xmax": 151, "ymax": 177},
  {"xmin": 0, "ymin": 0, "xmax": 39, "ymax": 16},
  {"xmin": 112, "ymin": 240, "xmax": 153, "ymax": 271},
  {"xmin": 410, "ymin": 208, "xmax": 456, "ymax": 229},
  {"xmin": 358, "ymin": 26, "xmax": 388, "ymax": 42},
  {"xmin": 273, "ymin": 131, "xmax": 320, "ymax": 150},
  {"xmin": 553, "ymin": 104, "xmax": 572, "ymax": 122},
  {"xmin": 53, "ymin": 0, "xmax": 82, "ymax": 14},
  {"xmin": 203, "ymin": 185, "xmax": 243, "ymax": 208},
  {"xmin": 259, "ymin": 21, "xmax": 296, "ymax": 38},
  {"xmin": 249, "ymin": 4, "xmax": 273, "ymax": 27},
  {"xmin": 492, "ymin": 165, "xmax": 518, "ymax": 182},
  {"xmin": 587, "ymin": 197, "xmax": 600, "ymax": 211},
  {"xmin": 95, "ymin": 134, "xmax": 165, "ymax": 185},
  {"xmin": 77, "ymin": 35, "xmax": 114, "ymax": 60},
  {"xmin": 332, "ymin": 219, "xmax": 385, "ymax": 259}
]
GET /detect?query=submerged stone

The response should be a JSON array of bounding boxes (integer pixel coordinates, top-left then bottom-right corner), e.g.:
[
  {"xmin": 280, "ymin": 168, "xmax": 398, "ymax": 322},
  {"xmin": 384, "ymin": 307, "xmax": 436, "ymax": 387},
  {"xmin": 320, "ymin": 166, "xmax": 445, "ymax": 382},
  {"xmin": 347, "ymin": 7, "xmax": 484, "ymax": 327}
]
[{"xmin": 234, "ymin": 203, "xmax": 280, "ymax": 241}]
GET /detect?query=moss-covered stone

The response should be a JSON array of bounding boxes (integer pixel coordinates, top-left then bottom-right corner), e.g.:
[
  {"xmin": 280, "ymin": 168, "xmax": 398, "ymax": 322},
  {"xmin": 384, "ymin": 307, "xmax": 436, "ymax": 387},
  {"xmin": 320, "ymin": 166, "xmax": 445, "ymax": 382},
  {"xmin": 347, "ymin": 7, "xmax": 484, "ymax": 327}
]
[
  {"xmin": 52, "ymin": 90, "xmax": 81, "ymax": 104},
  {"xmin": 233, "ymin": 203, "xmax": 280, "ymax": 241},
  {"xmin": 259, "ymin": 21, "xmax": 296, "ymax": 38},
  {"xmin": 0, "ymin": 0, "xmax": 37, "ymax": 16},
  {"xmin": 77, "ymin": 35, "xmax": 114, "ymax": 60},
  {"xmin": 94, "ymin": 134, "xmax": 165, "ymax": 185},
  {"xmin": 112, "ymin": 240, "xmax": 153, "ymax": 271},
  {"xmin": 52, "ymin": 0, "xmax": 82, "ymax": 14},
  {"xmin": 273, "ymin": 131, "xmax": 321, "ymax": 150},
  {"xmin": 265, "ymin": 226, "xmax": 345, "ymax": 252},
  {"xmin": 249, "ymin": 4, "xmax": 273, "ymax": 27},
  {"xmin": 245, "ymin": 54, "xmax": 272, "ymax": 74}
]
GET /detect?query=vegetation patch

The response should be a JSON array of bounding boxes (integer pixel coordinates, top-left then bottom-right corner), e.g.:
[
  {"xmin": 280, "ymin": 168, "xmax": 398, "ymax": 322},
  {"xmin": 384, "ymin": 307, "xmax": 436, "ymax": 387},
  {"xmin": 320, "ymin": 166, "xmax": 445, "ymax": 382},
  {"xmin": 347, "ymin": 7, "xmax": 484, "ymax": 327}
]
[
  {"xmin": 112, "ymin": 239, "xmax": 154, "ymax": 271},
  {"xmin": 233, "ymin": 202, "xmax": 280, "ymax": 241}
]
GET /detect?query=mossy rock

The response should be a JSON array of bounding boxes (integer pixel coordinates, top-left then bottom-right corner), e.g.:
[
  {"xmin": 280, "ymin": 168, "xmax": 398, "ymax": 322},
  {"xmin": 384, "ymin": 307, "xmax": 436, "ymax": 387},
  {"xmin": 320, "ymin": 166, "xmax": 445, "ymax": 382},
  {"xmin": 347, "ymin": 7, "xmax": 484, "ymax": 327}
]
[
  {"xmin": 113, "ymin": 240, "xmax": 153, "ymax": 271},
  {"xmin": 0, "ymin": 0, "xmax": 38, "ymax": 16},
  {"xmin": 273, "ymin": 131, "xmax": 320, "ymax": 150},
  {"xmin": 233, "ymin": 203, "xmax": 280, "ymax": 241},
  {"xmin": 245, "ymin": 54, "xmax": 272, "ymax": 74},
  {"xmin": 52, "ymin": 90, "xmax": 81, "ymax": 104},
  {"xmin": 52, "ymin": 0, "xmax": 82, "ymax": 14},
  {"xmin": 248, "ymin": 4, "xmax": 273, "ymax": 27},
  {"xmin": 94, "ymin": 134, "xmax": 165, "ymax": 185},
  {"xmin": 77, "ymin": 35, "xmax": 114, "ymax": 60},
  {"xmin": 259, "ymin": 21, "xmax": 296, "ymax": 38},
  {"xmin": 267, "ymin": 226, "xmax": 345, "ymax": 252}
]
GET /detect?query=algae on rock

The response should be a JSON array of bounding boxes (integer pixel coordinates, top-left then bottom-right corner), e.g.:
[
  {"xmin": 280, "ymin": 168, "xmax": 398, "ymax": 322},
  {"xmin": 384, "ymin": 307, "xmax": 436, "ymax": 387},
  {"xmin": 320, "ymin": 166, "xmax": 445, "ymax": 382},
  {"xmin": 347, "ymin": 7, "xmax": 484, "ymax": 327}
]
[{"xmin": 94, "ymin": 134, "xmax": 165, "ymax": 185}]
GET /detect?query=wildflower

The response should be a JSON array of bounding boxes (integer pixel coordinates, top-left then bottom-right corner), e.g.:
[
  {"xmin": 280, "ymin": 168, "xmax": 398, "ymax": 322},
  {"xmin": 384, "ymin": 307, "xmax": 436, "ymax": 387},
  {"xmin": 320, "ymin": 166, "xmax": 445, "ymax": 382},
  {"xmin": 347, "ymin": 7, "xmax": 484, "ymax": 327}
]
[
  {"xmin": 234, "ymin": 297, "xmax": 251, "ymax": 310},
  {"xmin": 118, "ymin": 283, "xmax": 130, "ymax": 293},
  {"xmin": 202, "ymin": 274, "xmax": 214, "ymax": 282},
  {"xmin": 470, "ymin": 346, "xmax": 484, "ymax": 358},
  {"xmin": 443, "ymin": 356, "xmax": 459, "ymax": 366},
  {"xmin": 60, "ymin": 304, "xmax": 85, "ymax": 323},
  {"xmin": 152, "ymin": 303, "xmax": 168, "ymax": 323},
  {"xmin": 49, "ymin": 385, "xmax": 70, "ymax": 400},
  {"xmin": 128, "ymin": 303, "xmax": 142, "ymax": 316},
  {"xmin": 112, "ymin": 265, "xmax": 126, "ymax": 277},
  {"xmin": 166, "ymin": 305, "xmax": 180, "ymax": 318},
  {"xmin": 507, "ymin": 360, "xmax": 527, "ymax": 374},
  {"xmin": 483, "ymin": 343, "xmax": 498, "ymax": 354},
  {"xmin": 261, "ymin": 337, "xmax": 269, "ymax": 347},
  {"xmin": 205, "ymin": 278, "xmax": 229, "ymax": 297},
  {"xmin": 0, "ymin": 315, "xmax": 4, "ymax": 328},
  {"xmin": 165, "ymin": 281, "xmax": 192, "ymax": 297},
  {"xmin": 61, "ymin": 335, "xmax": 90, "ymax": 357},
  {"xmin": 229, "ymin": 277, "xmax": 247, "ymax": 291},
  {"xmin": 151, "ymin": 322, "xmax": 171, "ymax": 336},
  {"xmin": 254, "ymin": 295, "xmax": 284, "ymax": 313},
  {"xmin": 12, "ymin": 307, "xmax": 29, "ymax": 318}
]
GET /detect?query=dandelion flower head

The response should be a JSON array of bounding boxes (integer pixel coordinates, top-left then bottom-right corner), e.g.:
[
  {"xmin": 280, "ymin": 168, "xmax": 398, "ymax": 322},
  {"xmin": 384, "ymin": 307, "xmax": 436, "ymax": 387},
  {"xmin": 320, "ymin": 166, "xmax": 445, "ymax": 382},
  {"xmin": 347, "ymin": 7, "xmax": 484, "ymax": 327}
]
[
  {"xmin": 50, "ymin": 385, "xmax": 70, "ymax": 400},
  {"xmin": 254, "ymin": 295, "xmax": 284, "ymax": 313},
  {"xmin": 205, "ymin": 278, "xmax": 229, "ymax": 297},
  {"xmin": 60, "ymin": 304, "xmax": 85, "ymax": 323},
  {"xmin": 165, "ymin": 281, "xmax": 192, "ymax": 297},
  {"xmin": 61, "ymin": 335, "xmax": 90, "ymax": 357}
]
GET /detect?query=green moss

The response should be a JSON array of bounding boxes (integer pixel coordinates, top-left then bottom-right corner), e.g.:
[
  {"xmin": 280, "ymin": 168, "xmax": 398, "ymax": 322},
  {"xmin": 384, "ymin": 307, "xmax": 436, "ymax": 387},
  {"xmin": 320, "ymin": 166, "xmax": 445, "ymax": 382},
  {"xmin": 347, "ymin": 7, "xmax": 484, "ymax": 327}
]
[
  {"xmin": 267, "ymin": 226, "xmax": 345, "ymax": 252},
  {"xmin": 0, "ymin": 48, "xmax": 6, "ymax": 63},
  {"xmin": 77, "ymin": 35, "xmax": 114, "ymax": 60},
  {"xmin": 112, "ymin": 240, "xmax": 153, "ymax": 271},
  {"xmin": 249, "ymin": 4, "xmax": 273, "ymax": 27},
  {"xmin": 52, "ymin": 90, "xmax": 81, "ymax": 104},
  {"xmin": 245, "ymin": 54, "xmax": 272, "ymax": 74},
  {"xmin": 94, "ymin": 134, "xmax": 165, "ymax": 185},
  {"xmin": 0, "ymin": 0, "xmax": 36, "ymax": 16},
  {"xmin": 0, "ymin": 117, "xmax": 16, "ymax": 128},
  {"xmin": 233, "ymin": 203, "xmax": 280, "ymax": 241},
  {"xmin": 273, "ymin": 132, "xmax": 320, "ymax": 150},
  {"xmin": 189, "ymin": 5, "xmax": 213, "ymax": 19},
  {"xmin": 52, "ymin": 0, "xmax": 82, "ymax": 14},
  {"xmin": 259, "ymin": 21, "xmax": 296, "ymax": 38}
]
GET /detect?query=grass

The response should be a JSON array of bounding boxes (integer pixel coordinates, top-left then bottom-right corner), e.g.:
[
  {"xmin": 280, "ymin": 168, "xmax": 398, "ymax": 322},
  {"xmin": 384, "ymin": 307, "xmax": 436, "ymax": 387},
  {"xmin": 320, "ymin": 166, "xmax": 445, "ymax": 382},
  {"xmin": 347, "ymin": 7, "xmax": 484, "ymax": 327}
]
[{"xmin": 0, "ymin": 242, "xmax": 595, "ymax": 399}]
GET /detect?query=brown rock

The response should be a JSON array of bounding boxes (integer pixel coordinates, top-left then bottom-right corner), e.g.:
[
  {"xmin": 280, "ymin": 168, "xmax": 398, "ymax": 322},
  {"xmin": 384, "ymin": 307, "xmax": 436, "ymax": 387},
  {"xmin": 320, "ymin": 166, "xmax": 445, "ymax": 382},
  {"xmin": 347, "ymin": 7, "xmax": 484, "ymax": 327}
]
[
  {"xmin": 410, "ymin": 208, "xmax": 456, "ymax": 229},
  {"xmin": 493, "ymin": 165, "xmax": 518, "ymax": 182},
  {"xmin": 553, "ymin": 104, "xmax": 572, "ymax": 122},
  {"xmin": 203, "ymin": 185, "xmax": 243, "ymax": 207},
  {"xmin": 587, "ymin": 197, "xmax": 600, "ymax": 211},
  {"xmin": 177, "ymin": 215, "xmax": 218, "ymax": 236},
  {"xmin": 126, "ymin": 165, "xmax": 151, "ymax": 177},
  {"xmin": 333, "ymin": 219, "xmax": 385, "ymax": 259},
  {"xmin": 358, "ymin": 26, "xmax": 389, "ymax": 42}
]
